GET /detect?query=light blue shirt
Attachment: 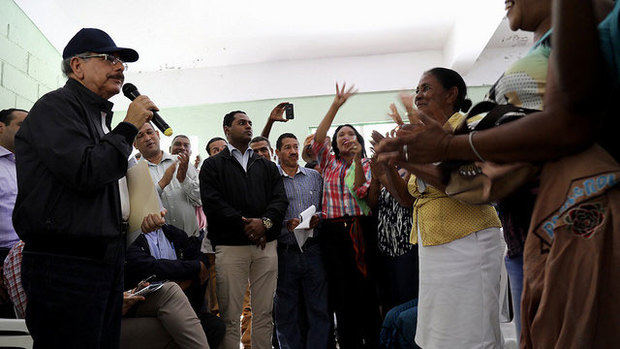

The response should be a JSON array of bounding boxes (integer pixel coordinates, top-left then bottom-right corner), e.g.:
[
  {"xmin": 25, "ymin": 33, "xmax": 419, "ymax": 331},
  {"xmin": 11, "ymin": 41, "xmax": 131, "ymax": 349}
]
[
  {"xmin": 227, "ymin": 143, "xmax": 254, "ymax": 172},
  {"xmin": 145, "ymin": 229, "xmax": 178, "ymax": 260},
  {"xmin": 278, "ymin": 165, "xmax": 323, "ymax": 244},
  {"xmin": 0, "ymin": 145, "xmax": 19, "ymax": 249}
]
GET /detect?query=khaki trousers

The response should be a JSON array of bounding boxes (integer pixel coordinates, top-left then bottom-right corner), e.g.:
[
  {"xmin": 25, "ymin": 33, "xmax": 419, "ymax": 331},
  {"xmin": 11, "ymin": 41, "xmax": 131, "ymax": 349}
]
[
  {"xmin": 121, "ymin": 282, "xmax": 209, "ymax": 349},
  {"xmin": 215, "ymin": 241, "xmax": 278, "ymax": 349}
]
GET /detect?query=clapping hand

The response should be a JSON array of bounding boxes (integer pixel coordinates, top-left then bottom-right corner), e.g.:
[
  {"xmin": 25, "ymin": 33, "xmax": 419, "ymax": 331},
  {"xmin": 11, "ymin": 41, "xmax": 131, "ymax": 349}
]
[
  {"xmin": 398, "ymin": 92, "xmax": 422, "ymax": 124},
  {"xmin": 176, "ymin": 152, "xmax": 190, "ymax": 183},
  {"xmin": 395, "ymin": 112, "xmax": 453, "ymax": 163},
  {"xmin": 370, "ymin": 155, "xmax": 388, "ymax": 179},
  {"xmin": 388, "ymin": 103, "xmax": 404, "ymax": 126}
]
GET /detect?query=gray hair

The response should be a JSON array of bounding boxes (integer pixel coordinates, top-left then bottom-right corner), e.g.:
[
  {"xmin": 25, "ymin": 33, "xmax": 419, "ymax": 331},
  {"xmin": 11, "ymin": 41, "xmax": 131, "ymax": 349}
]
[{"xmin": 61, "ymin": 57, "xmax": 73, "ymax": 78}]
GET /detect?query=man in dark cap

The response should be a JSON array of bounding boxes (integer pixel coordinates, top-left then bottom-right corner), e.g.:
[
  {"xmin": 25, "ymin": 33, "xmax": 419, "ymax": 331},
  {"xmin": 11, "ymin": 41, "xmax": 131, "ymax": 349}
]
[{"xmin": 13, "ymin": 28, "xmax": 161, "ymax": 347}]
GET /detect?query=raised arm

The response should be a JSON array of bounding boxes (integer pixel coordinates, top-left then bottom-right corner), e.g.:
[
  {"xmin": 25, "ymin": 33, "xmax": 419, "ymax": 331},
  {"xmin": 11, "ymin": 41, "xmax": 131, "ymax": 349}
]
[
  {"xmin": 383, "ymin": 0, "xmax": 616, "ymax": 164},
  {"xmin": 314, "ymin": 83, "xmax": 357, "ymax": 145},
  {"xmin": 378, "ymin": 63, "xmax": 598, "ymax": 164},
  {"xmin": 553, "ymin": 0, "xmax": 614, "ymax": 111},
  {"xmin": 261, "ymin": 102, "xmax": 289, "ymax": 138},
  {"xmin": 382, "ymin": 165, "xmax": 414, "ymax": 207}
]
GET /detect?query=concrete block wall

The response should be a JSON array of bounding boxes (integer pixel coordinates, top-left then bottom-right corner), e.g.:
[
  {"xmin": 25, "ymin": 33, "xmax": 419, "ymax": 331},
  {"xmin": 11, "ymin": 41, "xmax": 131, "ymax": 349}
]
[{"xmin": 0, "ymin": 0, "xmax": 63, "ymax": 110}]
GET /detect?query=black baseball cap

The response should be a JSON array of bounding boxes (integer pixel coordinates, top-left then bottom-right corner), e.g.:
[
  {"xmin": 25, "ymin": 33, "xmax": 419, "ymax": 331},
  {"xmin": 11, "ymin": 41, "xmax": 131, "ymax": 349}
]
[{"xmin": 62, "ymin": 28, "xmax": 139, "ymax": 62}]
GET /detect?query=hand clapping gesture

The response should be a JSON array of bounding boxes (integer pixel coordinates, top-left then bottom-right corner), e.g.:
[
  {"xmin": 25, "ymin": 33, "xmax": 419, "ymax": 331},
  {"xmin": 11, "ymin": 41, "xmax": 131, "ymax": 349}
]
[{"xmin": 176, "ymin": 152, "xmax": 190, "ymax": 183}]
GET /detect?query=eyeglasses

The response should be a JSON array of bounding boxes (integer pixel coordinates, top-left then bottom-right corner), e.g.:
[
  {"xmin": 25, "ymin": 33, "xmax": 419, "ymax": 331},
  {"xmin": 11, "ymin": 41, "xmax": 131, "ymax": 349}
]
[{"xmin": 76, "ymin": 54, "xmax": 128, "ymax": 70}]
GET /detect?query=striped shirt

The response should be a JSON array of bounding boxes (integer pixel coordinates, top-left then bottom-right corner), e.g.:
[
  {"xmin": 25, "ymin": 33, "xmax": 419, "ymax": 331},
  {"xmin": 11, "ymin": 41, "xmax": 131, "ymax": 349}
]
[
  {"xmin": 278, "ymin": 165, "xmax": 323, "ymax": 245},
  {"xmin": 311, "ymin": 139, "xmax": 372, "ymax": 219},
  {"xmin": 0, "ymin": 146, "xmax": 20, "ymax": 248}
]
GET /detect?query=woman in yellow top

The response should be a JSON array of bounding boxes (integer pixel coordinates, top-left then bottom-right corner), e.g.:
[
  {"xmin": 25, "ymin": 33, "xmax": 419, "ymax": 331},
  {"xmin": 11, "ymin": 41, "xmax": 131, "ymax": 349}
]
[{"xmin": 378, "ymin": 68, "xmax": 504, "ymax": 348}]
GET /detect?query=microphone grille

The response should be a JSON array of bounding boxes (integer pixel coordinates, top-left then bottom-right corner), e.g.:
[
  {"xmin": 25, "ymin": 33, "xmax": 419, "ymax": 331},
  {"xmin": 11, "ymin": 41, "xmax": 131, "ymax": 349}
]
[{"xmin": 122, "ymin": 83, "xmax": 138, "ymax": 99}]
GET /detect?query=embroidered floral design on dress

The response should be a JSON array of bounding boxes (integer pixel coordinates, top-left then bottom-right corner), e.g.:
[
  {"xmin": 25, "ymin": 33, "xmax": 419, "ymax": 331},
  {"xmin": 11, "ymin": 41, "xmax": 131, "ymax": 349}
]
[{"xmin": 564, "ymin": 203, "xmax": 605, "ymax": 239}]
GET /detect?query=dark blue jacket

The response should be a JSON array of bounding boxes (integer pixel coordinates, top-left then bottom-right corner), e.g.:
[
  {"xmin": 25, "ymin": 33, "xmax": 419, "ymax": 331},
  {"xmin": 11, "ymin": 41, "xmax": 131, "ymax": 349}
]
[
  {"xmin": 13, "ymin": 79, "xmax": 137, "ymax": 243},
  {"xmin": 200, "ymin": 147, "xmax": 288, "ymax": 246}
]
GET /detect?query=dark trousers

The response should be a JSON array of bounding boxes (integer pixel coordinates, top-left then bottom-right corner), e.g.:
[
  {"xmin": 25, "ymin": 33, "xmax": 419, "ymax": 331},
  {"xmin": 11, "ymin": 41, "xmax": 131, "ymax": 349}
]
[
  {"xmin": 275, "ymin": 240, "xmax": 330, "ymax": 349},
  {"xmin": 321, "ymin": 217, "xmax": 382, "ymax": 349},
  {"xmin": 199, "ymin": 311, "xmax": 226, "ymax": 349},
  {"xmin": 377, "ymin": 248, "xmax": 419, "ymax": 316},
  {"xmin": 22, "ymin": 240, "xmax": 125, "ymax": 349}
]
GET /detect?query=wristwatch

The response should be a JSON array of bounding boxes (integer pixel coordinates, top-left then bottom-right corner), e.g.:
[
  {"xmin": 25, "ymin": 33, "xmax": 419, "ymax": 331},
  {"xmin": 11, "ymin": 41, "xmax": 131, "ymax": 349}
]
[{"xmin": 262, "ymin": 217, "xmax": 273, "ymax": 230}]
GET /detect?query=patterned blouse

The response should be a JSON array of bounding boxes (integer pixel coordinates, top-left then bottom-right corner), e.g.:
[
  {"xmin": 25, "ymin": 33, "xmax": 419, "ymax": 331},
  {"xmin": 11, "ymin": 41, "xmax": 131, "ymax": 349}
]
[
  {"xmin": 376, "ymin": 187, "xmax": 414, "ymax": 257},
  {"xmin": 489, "ymin": 32, "xmax": 550, "ymax": 258},
  {"xmin": 311, "ymin": 138, "xmax": 372, "ymax": 219}
]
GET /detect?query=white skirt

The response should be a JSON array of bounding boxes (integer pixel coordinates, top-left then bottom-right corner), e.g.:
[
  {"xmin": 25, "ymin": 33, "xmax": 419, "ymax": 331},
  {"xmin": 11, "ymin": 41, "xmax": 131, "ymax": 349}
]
[{"xmin": 415, "ymin": 227, "xmax": 504, "ymax": 349}]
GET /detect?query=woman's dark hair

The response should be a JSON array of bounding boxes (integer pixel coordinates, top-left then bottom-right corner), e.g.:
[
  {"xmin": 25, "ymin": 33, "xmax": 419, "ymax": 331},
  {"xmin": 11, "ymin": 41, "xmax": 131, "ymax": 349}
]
[
  {"xmin": 331, "ymin": 124, "xmax": 367, "ymax": 159},
  {"xmin": 426, "ymin": 67, "xmax": 472, "ymax": 113}
]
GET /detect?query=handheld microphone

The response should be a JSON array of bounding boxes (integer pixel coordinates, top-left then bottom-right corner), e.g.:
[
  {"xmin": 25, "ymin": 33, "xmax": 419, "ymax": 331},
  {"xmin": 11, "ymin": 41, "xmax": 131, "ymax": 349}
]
[{"xmin": 122, "ymin": 83, "xmax": 173, "ymax": 136}]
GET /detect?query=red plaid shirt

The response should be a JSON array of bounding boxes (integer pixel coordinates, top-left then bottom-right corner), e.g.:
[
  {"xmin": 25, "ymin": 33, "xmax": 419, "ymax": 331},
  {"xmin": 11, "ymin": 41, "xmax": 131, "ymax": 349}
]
[
  {"xmin": 312, "ymin": 139, "xmax": 372, "ymax": 219},
  {"xmin": 2, "ymin": 241, "xmax": 26, "ymax": 318}
]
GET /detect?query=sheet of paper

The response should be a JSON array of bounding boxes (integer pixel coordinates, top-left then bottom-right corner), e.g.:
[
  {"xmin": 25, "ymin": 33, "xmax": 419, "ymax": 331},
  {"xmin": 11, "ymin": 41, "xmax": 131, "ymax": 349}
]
[
  {"xmin": 295, "ymin": 205, "xmax": 316, "ymax": 230},
  {"xmin": 294, "ymin": 205, "xmax": 316, "ymax": 251},
  {"xmin": 126, "ymin": 160, "xmax": 161, "ymax": 245}
]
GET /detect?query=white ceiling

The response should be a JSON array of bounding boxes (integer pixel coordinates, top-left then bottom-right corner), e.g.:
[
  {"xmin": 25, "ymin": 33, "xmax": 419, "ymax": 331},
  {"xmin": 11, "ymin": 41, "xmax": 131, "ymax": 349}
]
[{"xmin": 15, "ymin": 0, "xmax": 531, "ymax": 107}]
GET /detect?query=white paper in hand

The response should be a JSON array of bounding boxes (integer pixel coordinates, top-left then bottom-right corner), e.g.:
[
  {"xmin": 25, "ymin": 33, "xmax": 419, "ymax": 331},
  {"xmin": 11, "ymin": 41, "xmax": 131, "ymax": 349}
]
[{"xmin": 294, "ymin": 205, "xmax": 316, "ymax": 251}]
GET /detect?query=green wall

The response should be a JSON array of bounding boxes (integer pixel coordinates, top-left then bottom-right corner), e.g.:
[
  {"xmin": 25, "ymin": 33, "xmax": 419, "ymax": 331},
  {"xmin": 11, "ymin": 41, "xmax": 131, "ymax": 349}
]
[
  {"xmin": 0, "ymin": 0, "xmax": 63, "ymax": 109},
  {"xmin": 116, "ymin": 86, "xmax": 490, "ymax": 161}
]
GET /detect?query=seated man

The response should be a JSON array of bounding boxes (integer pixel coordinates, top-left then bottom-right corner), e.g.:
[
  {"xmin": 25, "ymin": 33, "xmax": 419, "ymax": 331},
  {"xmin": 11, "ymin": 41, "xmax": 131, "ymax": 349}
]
[
  {"xmin": 121, "ymin": 282, "xmax": 209, "ymax": 349},
  {"xmin": 125, "ymin": 223, "xmax": 224, "ymax": 348},
  {"xmin": 2, "ymin": 242, "xmax": 211, "ymax": 349}
]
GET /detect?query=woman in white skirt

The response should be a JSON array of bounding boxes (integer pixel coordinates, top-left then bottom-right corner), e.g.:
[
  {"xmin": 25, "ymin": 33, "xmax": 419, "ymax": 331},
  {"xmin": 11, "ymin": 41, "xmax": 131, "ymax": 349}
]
[{"xmin": 377, "ymin": 67, "xmax": 504, "ymax": 348}]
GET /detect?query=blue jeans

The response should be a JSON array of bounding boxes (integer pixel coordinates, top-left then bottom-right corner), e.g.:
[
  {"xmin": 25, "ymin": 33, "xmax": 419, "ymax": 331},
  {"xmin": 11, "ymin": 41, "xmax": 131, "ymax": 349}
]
[
  {"xmin": 505, "ymin": 254, "xmax": 523, "ymax": 344},
  {"xmin": 274, "ymin": 241, "xmax": 330, "ymax": 349},
  {"xmin": 22, "ymin": 245, "xmax": 124, "ymax": 348},
  {"xmin": 379, "ymin": 299, "xmax": 420, "ymax": 349}
]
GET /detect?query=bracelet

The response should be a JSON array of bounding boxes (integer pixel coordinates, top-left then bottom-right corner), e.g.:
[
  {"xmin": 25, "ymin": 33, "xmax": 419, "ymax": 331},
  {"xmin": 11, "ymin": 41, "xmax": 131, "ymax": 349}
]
[
  {"xmin": 403, "ymin": 144, "xmax": 409, "ymax": 162},
  {"xmin": 468, "ymin": 131, "xmax": 485, "ymax": 162}
]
